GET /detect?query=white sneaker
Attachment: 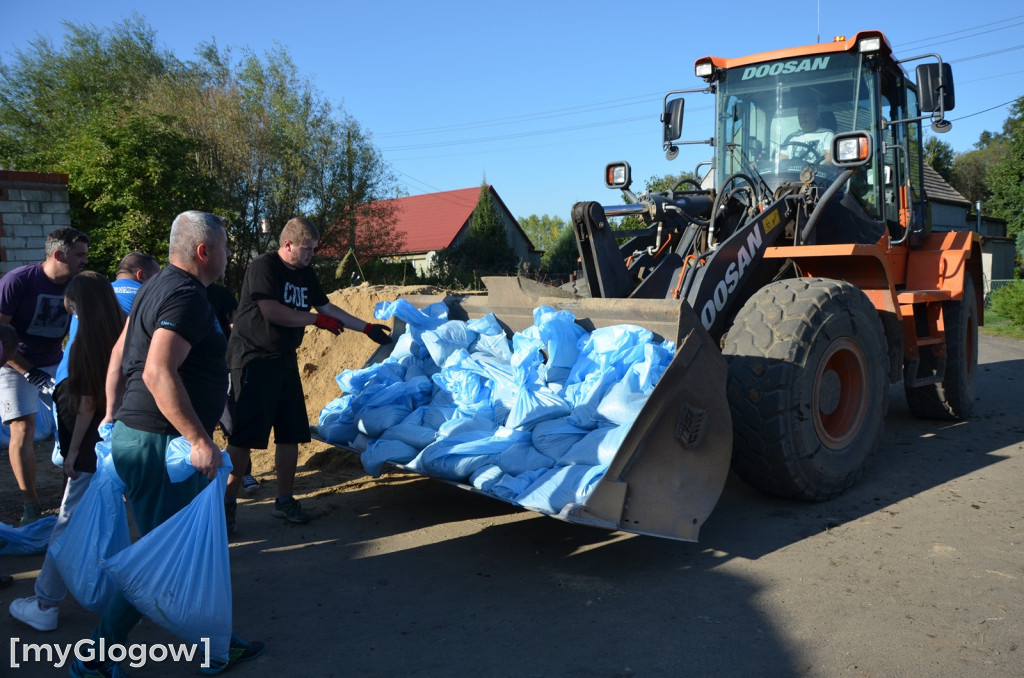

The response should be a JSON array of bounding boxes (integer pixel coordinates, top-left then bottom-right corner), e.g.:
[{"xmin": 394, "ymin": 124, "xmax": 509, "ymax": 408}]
[{"xmin": 9, "ymin": 596, "xmax": 58, "ymax": 631}]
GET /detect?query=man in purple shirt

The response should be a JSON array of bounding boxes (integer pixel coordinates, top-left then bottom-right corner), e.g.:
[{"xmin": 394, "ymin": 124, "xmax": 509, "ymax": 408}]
[{"xmin": 0, "ymin": 227, "xmax": 88, "ymax": 525}]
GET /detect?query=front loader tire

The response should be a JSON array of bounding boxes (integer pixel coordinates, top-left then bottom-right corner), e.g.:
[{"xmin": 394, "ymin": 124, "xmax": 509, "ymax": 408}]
[
  {"xmin": 904, "ymin": 275, "xmax": 979, "ymax": 420},
  {"xmin": 723, "ymin": 278, "xmax": 889, "ymax": 501}
]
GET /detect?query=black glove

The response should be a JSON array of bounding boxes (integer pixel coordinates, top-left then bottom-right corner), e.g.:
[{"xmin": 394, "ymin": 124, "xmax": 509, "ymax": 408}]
[
  {"xmin": 363, "ymin": 323, "xmax": 392, "ymax": 345},
  {"xmin": 24, "ymin": 368, "xmax": 55, "ymax": 395}
]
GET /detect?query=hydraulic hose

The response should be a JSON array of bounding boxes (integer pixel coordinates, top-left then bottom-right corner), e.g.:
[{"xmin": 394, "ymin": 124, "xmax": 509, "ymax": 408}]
[{"xmin": 797, "ymin": 168, "xmax": 856, "ymax": 244}]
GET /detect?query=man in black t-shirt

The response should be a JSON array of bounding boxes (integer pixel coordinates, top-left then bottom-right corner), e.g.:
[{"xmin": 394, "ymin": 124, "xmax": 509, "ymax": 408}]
[
  {"xmin": 223, "ymin": 216, "xmax": 391, "ymax": 529},
  {"xmin": 78, "ymin": 211, "xmax": 264, "ymax": 678}
]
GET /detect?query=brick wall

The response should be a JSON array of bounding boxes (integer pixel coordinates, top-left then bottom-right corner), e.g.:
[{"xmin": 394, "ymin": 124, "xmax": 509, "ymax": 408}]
[{"xmin": 0, "ymin": 171, "xmax": 72, "ymax": 275}]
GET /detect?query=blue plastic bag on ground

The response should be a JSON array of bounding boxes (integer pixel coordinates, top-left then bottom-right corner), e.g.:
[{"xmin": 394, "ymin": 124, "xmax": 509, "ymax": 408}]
[
  {"xmin": 102, "ymin": 455, "xmax": 233, "ymax": 662},
  {"xmin": 48, "ymin": 441, "xmax": 129, "ymax": 613},
  {"xmin": 0, "ymin": 515, "xmax": 56, "ymax": 555}
]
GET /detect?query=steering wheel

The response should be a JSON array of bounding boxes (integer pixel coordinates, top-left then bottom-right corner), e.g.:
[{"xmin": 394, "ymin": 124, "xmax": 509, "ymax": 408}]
[{"xmin": 777, "ymin": 140, "xmax": 823, "ymax": 165}]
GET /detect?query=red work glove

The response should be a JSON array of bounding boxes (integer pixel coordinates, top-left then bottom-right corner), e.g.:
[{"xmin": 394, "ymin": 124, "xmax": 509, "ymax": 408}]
[
  {"xmin": 363, "ymin": 323, "xmax": 392, "ymax": 345},
  {"xmin": 313, "ymin": 314, "xmax": 343, "ymax": 335}
]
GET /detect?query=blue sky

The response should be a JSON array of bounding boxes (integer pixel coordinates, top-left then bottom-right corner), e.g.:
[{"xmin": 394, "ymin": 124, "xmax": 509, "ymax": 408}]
[{"xmin": 3, "ymin": 1, "xmax": 1022, "ymax": 222}]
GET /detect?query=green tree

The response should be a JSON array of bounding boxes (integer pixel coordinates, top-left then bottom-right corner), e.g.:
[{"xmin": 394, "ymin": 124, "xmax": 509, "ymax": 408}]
[
  {"xmin": 518, "ymin": 214, "xmax": 567, "ymax": 254},
  {"xmin": 431, "ymin": 182, "xmax": 517, "ymax": 285},
  {"xmin": 949, "ymin": 130, "xmax": 1008, "ymax": 207},
  {"xmin": 518, "ymin": 214, "xmax": 582, "ymax": 280},
  {"xmin": 924, "ymin": 137, "xmax": 956, "ymax": 182},
  {"xmin": 542, "ymin": 226, "xmax": 581, "ymax": 281},
  {"xmin": 0, "ymin": 16, "xmax": 402, "ymax": 284},
  {"xmin": 985, "ymin": 96, "xmax": 1024, "ymax": 241},
  {"xmin": 0, "ymin": 15, "xmax": 214, "ymax": 273}
]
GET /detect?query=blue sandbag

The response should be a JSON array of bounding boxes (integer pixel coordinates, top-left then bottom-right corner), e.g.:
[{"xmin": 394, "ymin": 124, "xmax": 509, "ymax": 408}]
[
  {"xmin": 520, "ymin": 306, "xmax": 587, "ymax": 384},
  {"xmin": 380, "ymin": 408, "xmax": 438, "ymax": 450},
  {"xmin": 467, "ymin": 314, "xmax": 512, "ymax": 362},
  {"xmin": 432, "ymin": 350, "xmax": 492, "ymax": 411},
  {"xmin": 409, "ymin": 429, "xmax": 507, "ymax": 481},
  {"xmin": 596, "ymin": 343, "xmax": 674, "ymax": 426},
  {"xmin": 469, "ymin": 464, "xmax": 504, "ymax": 492},
  {"xmin": 318, "ymin": 395, "xmax": 358, "ymax": 445},
  {"xmin": 515, "ymin": 464, "xmax": 602, "ymax": 514},
  {"xmin": 48, "ymin": 442, "xmax": 128, "ymax": 612},
  {"xmin": 422, "ymin": 320, "xmax": 477, "ymax": 367},
  {"xmin": 506, "ymin": 341, "xmax": 571, "ymax": 429},
  {"xmin": 495, "ymin": 442, "xmax": 555, "ymax": 475},
  {"xmin": 531, "ymin": 418, "xmax": 591, "ymax": 459},
  {"xmin": 357, "ymin": 404, "xmax": 412, "ymax": 438},
  {"xmin": 490, "ymin": 467, "xmax": 548, "ymax": 502},
  {"xmin": 0, "ymin": 515, "xmax": 56, "ymax": 555},
  {"xmin": 558, "ymin": 425, "xmax": 628, "ymax": 466},
  {"xmin": 102, "ymin": 462, "xmax": 233, "ymax": 662},
  {"xmin": 374, "ymin": 298, "xmax": 449, "ymax": 331},
  {"xmin": 362, "ymin": 439, "xmax": 419, "ymax": 477}
]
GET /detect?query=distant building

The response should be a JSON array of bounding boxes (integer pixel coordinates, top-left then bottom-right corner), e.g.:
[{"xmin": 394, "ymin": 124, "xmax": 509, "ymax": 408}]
[
  {"xmin": 923, "ymin": 164, "xmax": 1015, "ymax": 295},
  {"xmin": 369, "ymin": 186, "xmax": 541, "ymax": 276}
]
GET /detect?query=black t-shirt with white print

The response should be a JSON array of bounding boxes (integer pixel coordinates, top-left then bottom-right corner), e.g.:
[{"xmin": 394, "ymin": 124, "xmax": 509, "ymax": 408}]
[{"xmin": 226, "ymin": 252, "xmax": 328, "ymax": 369}]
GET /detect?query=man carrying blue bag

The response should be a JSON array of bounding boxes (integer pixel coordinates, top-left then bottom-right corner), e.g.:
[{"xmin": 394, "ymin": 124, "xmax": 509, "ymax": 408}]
[{"xmin": 75, "ymin": 211, "xmax": 264, "ymax": 678}]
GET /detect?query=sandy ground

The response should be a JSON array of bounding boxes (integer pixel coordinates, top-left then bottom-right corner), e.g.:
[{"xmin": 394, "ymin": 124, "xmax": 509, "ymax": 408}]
[{"xmin": 1, "ymin": 286, "xmax": 1023, "ymax": 677}]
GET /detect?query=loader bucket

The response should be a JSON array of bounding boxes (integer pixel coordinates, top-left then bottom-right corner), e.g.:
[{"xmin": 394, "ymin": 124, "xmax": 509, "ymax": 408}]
[{"xmin": 354, "ymin": 276, "xmax": 733, "ymax": 542}]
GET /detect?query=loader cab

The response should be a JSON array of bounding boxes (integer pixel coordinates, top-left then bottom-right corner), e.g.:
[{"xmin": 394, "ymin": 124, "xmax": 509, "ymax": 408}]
[{"xmin": 686, "ymin": 32, "xmax": 944, "ymax": 247}]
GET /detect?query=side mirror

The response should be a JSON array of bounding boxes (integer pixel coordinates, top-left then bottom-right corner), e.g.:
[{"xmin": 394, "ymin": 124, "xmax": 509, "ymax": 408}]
[
  {"xmin": 916, "ymin": 63, "xmax": 955, "ymax": 114},
  {"xmin": 831, "ymin": 132, "xmax": 872, "ymax": 168},
  {"xmin": 662, "ymin": 97, "xmax": 685, "ymax": 146}
]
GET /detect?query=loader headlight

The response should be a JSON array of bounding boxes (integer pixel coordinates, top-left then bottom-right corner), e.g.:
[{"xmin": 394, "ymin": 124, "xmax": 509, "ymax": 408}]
[
  {"xmin": 605, "ymin": 161, "xmax": 632, "ymax": 189},
  {"xmin": 831, "ymin": 132, "xmax": 872, "ymax": 167}
]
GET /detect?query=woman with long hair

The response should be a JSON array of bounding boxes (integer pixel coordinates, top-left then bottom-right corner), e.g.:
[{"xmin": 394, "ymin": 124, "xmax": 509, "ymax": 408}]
[{"xmin": 9, "ymin": 271, "xmax": 126, "ymax": 630}]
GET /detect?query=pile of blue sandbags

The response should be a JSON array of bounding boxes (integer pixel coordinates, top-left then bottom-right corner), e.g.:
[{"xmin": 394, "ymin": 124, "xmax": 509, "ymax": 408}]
[{"xmin": 318, "ymin": 299, "xmax": 673, "ymax": 515}]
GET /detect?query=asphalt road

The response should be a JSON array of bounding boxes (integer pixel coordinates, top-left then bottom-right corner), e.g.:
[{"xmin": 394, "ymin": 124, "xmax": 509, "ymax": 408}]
[{"xmin": 3, "ymin": 333, "xmax": 1023, "ymax": 677}]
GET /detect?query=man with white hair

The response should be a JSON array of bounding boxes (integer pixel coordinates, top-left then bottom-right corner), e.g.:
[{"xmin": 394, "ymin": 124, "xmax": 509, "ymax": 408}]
[{"xmin": 73, "ymin": 211, "xmax": 264, "ymax": 678}]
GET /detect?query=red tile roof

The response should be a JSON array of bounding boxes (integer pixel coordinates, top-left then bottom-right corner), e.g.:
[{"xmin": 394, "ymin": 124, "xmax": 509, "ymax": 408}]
[{"xmin": 382, "ymin": 186, "xmax": 480, "ymax": 253}]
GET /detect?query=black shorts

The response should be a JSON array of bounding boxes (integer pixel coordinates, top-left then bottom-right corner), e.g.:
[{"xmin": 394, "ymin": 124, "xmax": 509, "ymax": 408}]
[{"xmin": 226, "ymin": 358, "xmax": 310, "ymax": 449}]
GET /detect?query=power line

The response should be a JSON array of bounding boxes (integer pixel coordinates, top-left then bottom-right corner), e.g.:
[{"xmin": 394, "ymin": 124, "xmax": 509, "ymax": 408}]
[
  {"xmin": 949, "ymin": 44, "xmax": 1024, "ymax": 63},
  {"xmin": 950, "ymin": 98, "xmax": 1019, "ymax": 122},
  {"xmin": 378, "ymin": 22, "xmax": 1021, "ymax": 156},
  {"xmin": 895, "ymin": 14, "xmax": 1024, "ymax": 49},
  {"xmin": 376, "ymin": 92, "xmax": 665, "ymax": 139}
]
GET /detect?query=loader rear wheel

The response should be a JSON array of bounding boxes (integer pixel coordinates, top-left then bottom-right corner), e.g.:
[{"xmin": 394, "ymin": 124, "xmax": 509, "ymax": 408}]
[
  {"xmin": 904, "ymin": 275, "xmax": 979, "ymax": 420},
  {"xmin": 723, "ymin": 278, "xmax": 889, "ymax": 501}
]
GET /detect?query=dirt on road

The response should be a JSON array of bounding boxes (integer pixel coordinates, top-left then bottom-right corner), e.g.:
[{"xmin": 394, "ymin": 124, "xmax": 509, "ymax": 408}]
[{"xmin": 2, "ymin": 285, "xmax": 1023, "ymax": 678}]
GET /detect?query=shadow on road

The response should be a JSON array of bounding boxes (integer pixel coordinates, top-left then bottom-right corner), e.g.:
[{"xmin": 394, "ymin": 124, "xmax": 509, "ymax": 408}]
[{"xmin": 227, "ymin": 341, "xmax": 1024, "ymax": 677}]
